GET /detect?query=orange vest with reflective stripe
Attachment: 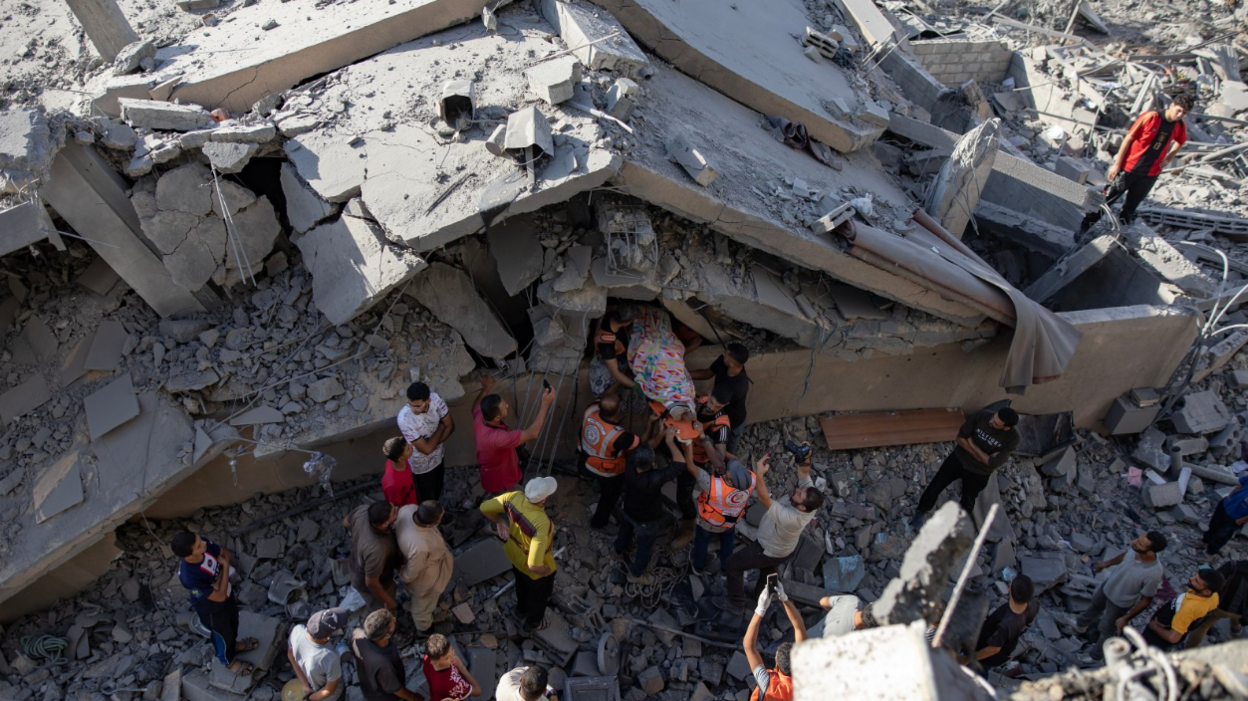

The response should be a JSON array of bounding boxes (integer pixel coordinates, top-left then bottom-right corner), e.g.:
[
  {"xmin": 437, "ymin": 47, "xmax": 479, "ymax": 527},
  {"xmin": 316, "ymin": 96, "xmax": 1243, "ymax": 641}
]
[
  {"xmin": 581, "ymin": 405, "xmax": 629, "ymax": 476},
  {"xmin": 696, "ymin": 471, "xmax": 755, "ymax": 528},
  {"xmin": 749, "ymin": 669, "xmax": 793, "ymax": 701},
  {"xmin": 595, "ymin": 327, "xmax": 625, "ymax": 360}
]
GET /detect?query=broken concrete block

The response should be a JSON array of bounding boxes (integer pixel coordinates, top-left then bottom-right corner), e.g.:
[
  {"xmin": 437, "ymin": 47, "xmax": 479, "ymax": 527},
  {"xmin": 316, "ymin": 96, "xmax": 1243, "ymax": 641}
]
[
  {"xmin": 0, "ymin": 201, "xmax": 58, "ymax": 256},
  {"xmin": 504, "ymin": 106, "xmax": 554, "ymax": 159},
  {"xmin": 605, "ymin": 78, "xmax": 639, "ymax": 120},
  {"xmin": 32, "ymin": 450, "xmax": 85, "ymax": 523},
  {"xmin": 84, "ymin": 320, "xmax": 130, "ymax": 371},
  {"xmin": 924, "ymin": 118, "xmax": 999, "ymax": 238},
  {"xmin": 1020, "ymin": 555, "xmax": 1068, "ymax": 593},
  {"xmin": 209, "ymin": 124, "xmax": 277, "ymax": 144},
  {"xmin": 1038, "ymin": 446, "xmax": 1076, "ymax": 479},
  {"xmin": 119, "ymin": 98, "xmax": 215, "ymax": 131},
  {"xmin": 281, "ymin": 163, "xmax": 336, "ymax": 233},
  {"xmin": 822, "ymin": 555, "xmax": 865, "ymax": 593},
  {"xmin": 1131, "ymin": 426, "xmax": 1170, "ymax": 471},
  {"xmin": 83, "ymin": 373, "xmax": 141, "ymax": 440},
  {"xmin": 113, "ymin": 39, "xmax": 156, "ymax": 75},
  {"xmin": 1142, "ymin": 481, "xmax": 1183, "ymax": 509},
  {"xmin": 666, "ymin": 133, "xmax": 717, "ymax": 186},
  {"xmin": 1054, "ymin": 156, "xmax": 1090, "ymax": 185},
  {"xmin": 455, "ymin": 538, "xmax": 511, "ymax": 587},
  {"xmin": 487, "ymin": 216, "xmax": 544, "ymax": 296},
  {"xmin": 406, "ymin": 263, "xmax": 517, "ymax": 360},
  {"xmin": 526, "ymin": 56, "xmax": 582, "ymax": 105},
  {"xmin": 1, "ymin": 374, "xmax": 52, "ymax": 423},
  {"xmin": 438, "ymin": 80, "xmax": 475, "ymax": 126},
  {"xmin": 638, "ymin": 667, "xmax": 664, "ymax": 695},
  {"xmin": 296, "ymin": 212, "xmax": 427, "ymax": 325},
  {"xmin": 306, "ymin": 378, "xmax": 344, "ymax": 404},
  {"xmin": 203, "ymin": 141, "xmax": 258, "ymax": 174},
  {"xmin": 872, "ymin": 501, "xmax": 974, "ymax": 625},
  {"xmin": 0, "ymin": 109, "xmax": 54, "ymax": 191},
  {"xmin": 175, "ymin": 0, "xmax": 220, "ymax": 10},
  {"xmin": 1174, "ymin": 391, "xmax": 1233, "ymax": 434},
  {"xmin": 536, "ymin": 0, "xmax": 649, "ymax": 77},
  {"xmin": 220, "ymin": 196, "xmax": 282, "ymax": 282}
]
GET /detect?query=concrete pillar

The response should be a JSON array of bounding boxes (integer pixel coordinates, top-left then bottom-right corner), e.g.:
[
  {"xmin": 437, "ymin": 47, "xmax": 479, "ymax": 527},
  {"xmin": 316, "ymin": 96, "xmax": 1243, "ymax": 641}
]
[
  {"xmin": 42, "ymin": 143, "xmax": 206, "ymax": 318},
  {"xmin": 63, "ymin": 0, "xmax": 137, "ymax": 63},
  {"xmin": 923, "ymin": 118, "xmax": 1001, "ymax": 239}
]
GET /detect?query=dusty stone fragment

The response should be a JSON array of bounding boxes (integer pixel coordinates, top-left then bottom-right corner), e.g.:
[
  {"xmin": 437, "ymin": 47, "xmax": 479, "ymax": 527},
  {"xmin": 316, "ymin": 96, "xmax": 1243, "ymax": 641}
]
[
  {"xmin": 113, "ymin": 40, "xmax": 156, "ymax": 75},
  {"xmin": 119, "ymin": 98, "xmax": 215, "ymax": 131},
  {"xmin": 871, "ymin": 501, "xmax": 973, "ymax": 625},
  {"xmin": 280, "ymin": 162, "xmax": 336, "ymax": 233},
  {"xmin": 307, "ymin": 378, "xmax": 345, "ymax": 403},
  {"xmin": 406, "ymin": 263, "xmax": 517, "ymax": 360},
  {"xmin": 203, "ymin": 141, "xmax": 258, "ymax": 174},
  {"xmin": 666, "ymin": 133, "xmax": 717, "ymax": 186},
  {"xmin": 0, "ymin": 109, "xmax": 54, "ymax": 190},
  {"xmin": 525, "ymin": 56, "xmax": 582, "ymax": 105}
]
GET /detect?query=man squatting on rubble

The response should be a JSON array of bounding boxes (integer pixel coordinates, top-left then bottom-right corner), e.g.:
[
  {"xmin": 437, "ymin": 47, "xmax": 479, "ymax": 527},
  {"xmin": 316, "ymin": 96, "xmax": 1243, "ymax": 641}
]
[
  {"xmin": 1079, "ymin": 93, "xmax": 1193, "ymax": 234},
  {"xmin": 910, "ymin": 406, "xmax": 1019, "ymax": 529},
  {"xmin": 1075, "ymin": 531, "xmax": 1167, "ymax": 658}
]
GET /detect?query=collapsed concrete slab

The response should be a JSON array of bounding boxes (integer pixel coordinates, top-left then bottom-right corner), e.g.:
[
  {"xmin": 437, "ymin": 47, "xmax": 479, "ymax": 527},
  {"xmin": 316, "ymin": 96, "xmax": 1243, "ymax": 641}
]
[
  {"xmin": 284, "ymin": 21, "xmax": 620, "ymax": 254},
  {"xmin": 295, "ymin": 210, "xmax": 428, "ymax": 325},
  {"xmin": 42, "ymin": 144, "xmax": 206, "ymax": 318},
  {"xmin": 406, "ymin": 263, "xmax": 518, "ymax": 360},
  {"xmin": 871, "ymin": 501, "xmax": 975, "ymax": 625},
  {"xmin": 590, "ymin": 0, "xmax": 886, "ymax": 152},
  {"xmin": 280, "ymin": 162, "xmax": 338, "ymax": 234},
  {"xmin": 924, "ymin": 118, "xmax": 1000, "ymax": 239},
  {"xmin": 0, "ymin": 109, "xmax": 55, "ymax": 192},
  {"xmin": 0, "ymin": 201, "xmax": 61, "ymax": 256},
  {"xmin": 1023, "ymin": 234, "xmax": 1117, "ymax": 303},
  {"xmin": 142, "ymin": 0, "xmax": 494, "ymax": 113},
  {"xmin": 536, "ymin": 0, "xmax": 649, "ymax": 77}
]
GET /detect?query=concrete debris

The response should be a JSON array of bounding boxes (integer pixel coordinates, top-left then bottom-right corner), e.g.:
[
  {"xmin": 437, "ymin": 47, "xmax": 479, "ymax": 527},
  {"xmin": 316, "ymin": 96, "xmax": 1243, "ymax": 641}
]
[
  {"xmin": 113, "ymin": 39, "xmax": 156, "ymax": 76},
  {"xmin": 924, "ymin": 118, "xmax": 1000, "ymax": 238},
  {"xmin": 504, "ymin": 106, "xmax": 555, "ymax": 159},
  {"xmin": 119, "ymin": 98, "xmax": 216, "ymax": 131},
  {"xmin": 666, "ymin": 133, "xmax": 717, "ymax": 187},
  {"xmin": 526, "ymin": 56, "xmax": 583, "ymax": 105},
  {"xmin": 605, "ymin": 78, "xmax": 639, "ymax": 121},
  {"xmin": 536, "ymin": 0, "xmax": 649, "ymax": 78},
  {"xmin": 202, "ymin": 141, "xmax": 259, "ymax": 174},
  {"xmin": 1172, "ymin": 390, "xmax": 1232, "ymax": 435},
  {"xmin": 280, "ymin": 162, "xmax": 337, "ymax": 234},
  {"xmin": 406, "ymin": 263, "xmax": 518, "ymax": 360},
  {"xmin": 439, "ymin": 80, "xmax": 475, "ymax": 125},
  {"xmin": 872, "ymin": 501, "xmax": 974, "ymax": 625},
  {"xmin": 0, "ymin": 109, "xmax": 54, "ymax": 191}
]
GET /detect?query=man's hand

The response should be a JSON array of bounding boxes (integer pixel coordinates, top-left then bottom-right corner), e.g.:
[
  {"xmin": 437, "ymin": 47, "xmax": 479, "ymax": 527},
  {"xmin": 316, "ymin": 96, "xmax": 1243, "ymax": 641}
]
[
  {"xmin": 541, "ymin": 387, "xmax": 555, "ymax": 405},
  {"xmin": 481, "ymin": 374, "xmax": 496, "ymax": 393},
  {"xmin": 531, "ymin": 564, "xmax": 553, "ymax": 577},
  {"xmin": 218, "ymin": 550, "xmax": 232, "ymax": 566},
  {"xmin": 774, "ymin": 580, "xmax": 789, "ymax": 603},
  {"xmin": 756, "ymin": 454, "xmax": 771, "ymax": 477},
  {"xmin": 1107, "ymin": 164, "xmax": 1120, "ymax": 181},
  {"xmin": 755, "ymin": 587, "xmax": 774, "ymax": 617},
  {"xmin": 1093, "ymin": 561, "xmax": 1108, "ymax": 573},
  {"xmin": 494, "ymin": 521, "xmax": 510, "ymax": 541},
  {"xmin": 1115, "ymin": 615, "xmax": 1129, "ymax": 633}
]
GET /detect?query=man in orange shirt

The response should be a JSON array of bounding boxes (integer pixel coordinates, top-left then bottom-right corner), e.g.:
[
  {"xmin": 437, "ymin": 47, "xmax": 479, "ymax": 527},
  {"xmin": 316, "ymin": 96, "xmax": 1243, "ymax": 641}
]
[{"xmin": 1079, "ymin": 94, "xmax": 1193, "ymax": 234}]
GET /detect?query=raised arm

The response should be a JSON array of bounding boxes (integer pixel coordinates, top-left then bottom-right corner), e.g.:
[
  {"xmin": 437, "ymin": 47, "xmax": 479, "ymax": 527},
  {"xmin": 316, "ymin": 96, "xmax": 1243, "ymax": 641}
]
[
  {"xmin": 754, "ymin": 455, "xmax": 773, "ymax": 509},
  {"xmin": 776, "ymin": 582, "xmax": 806, "ymax": 643},
  {"xmin": 743, "ymin": 588, "xmax": 772, "ymax": 672},
  {"xmin": 473, "ymin": 374, "xmax": 496, "ymax": 410},
  {"xmin": 519, "ymin": 387, "xmax": 556, "ymax": 443},
  {"xmin": 689, "ymin": 369, "xmax": 714, "ymax": 381}
]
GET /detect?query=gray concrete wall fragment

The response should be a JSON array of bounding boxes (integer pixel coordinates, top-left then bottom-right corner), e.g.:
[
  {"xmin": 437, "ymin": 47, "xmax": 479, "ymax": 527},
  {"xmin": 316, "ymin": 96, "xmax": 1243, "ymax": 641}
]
[{"xmin": 406, "ymin": 262, "xmax": 518, "ymax": 360}]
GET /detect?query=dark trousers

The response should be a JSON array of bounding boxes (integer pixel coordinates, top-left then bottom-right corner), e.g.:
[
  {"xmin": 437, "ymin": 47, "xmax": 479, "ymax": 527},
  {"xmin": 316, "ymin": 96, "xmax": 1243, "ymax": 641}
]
[
  {"xmin": 513, "ymin": 566, "xmax": 553, "ymax": 629},
  {"xmin": 916, "ymin": 452, "xmax": 989, "ymax": 515},
  {"xmin": 1080, "ymin": 170, "xmax": 1158, "ymax": 230},
  {"xmin": 727, "ymin": 425, "xmax": 745, "ymax": 456},
  {"xmin": 1202, "ymin": 502, "xmax": 1240, "ymax": 555},
  {"xmin": 200, "ymin": 596, "xmax": 240, "ymax": 666},
  {"xmin": 677, "ymin": 469, "xmax": 697, "ymax": 520},
  {"xmin": 726, "ymin": 541, "xmax": 788, "ymax": 610},
  {"xmin": 614, "ymin": 512, "xmax": 660, "ymax": 577},
  {"xmin": 413, "ymin": 462, "xmax": 445, "ymax": 504},
  {"xmin": 692, "ymin": 525, "xmax": 736, "ymax": 570},
  {"xmin": 1075, "ymin": 584, "xmax": 1131, "ymax": 656},
  {"xmin": 591, "ymin": 474, "xmax": 625, "ymax": 529}
]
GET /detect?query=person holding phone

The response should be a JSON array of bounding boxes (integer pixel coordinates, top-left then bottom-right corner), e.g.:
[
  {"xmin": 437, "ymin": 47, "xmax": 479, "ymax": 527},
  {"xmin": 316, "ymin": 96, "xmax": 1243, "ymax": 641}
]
[
  {"xmin": 744, "ymin": 579, "xmax": 806, "ymax": 701},
  {"xmin": 472, "ymin": 374, "xmax": 556, "ymax": 494}
]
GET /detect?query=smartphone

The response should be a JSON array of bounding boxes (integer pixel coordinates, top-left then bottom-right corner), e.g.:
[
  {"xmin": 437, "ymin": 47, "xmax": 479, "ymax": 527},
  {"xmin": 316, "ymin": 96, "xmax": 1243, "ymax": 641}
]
[
  {"xmin": 543, "ymin": 378, "xmax": 552, "ymax": 392},
  {"xmin": 765, "ymin": 573, "xmax": 778, "ymax": 596}
]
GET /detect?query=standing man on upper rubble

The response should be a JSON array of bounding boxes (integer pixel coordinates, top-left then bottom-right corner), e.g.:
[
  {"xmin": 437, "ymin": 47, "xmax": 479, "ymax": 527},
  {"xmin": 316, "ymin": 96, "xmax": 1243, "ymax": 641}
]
[
  {"xmin": 397, "ymin": 381, "xmax": 454, "ymax": 505},
  {"xmin": 1074, "ymin": 531, "xmax": 1167, "ymax": 658},
  {"xmin": 722, "ymin": 446, "xmax": 823, "ymax": 622},
  {"xmin": 580, "ymin": 392, "xmax": 642, "ymax": 529},
  {"xmin": 1079, "ymin": 94, "xmax": 1193, "ymax": 234},
  {"xmin": 589, "ymin": 302, "xmax": 638, "ymax": 397},
  {"xmin": 910, "ymin": 406, "xmax": 1019, "ymax": 530},
  {"xmin": 690, "ymin": 343, "xmax": 751, "ymax": 455},
  {"xmin": 472, "ymin": 374, "xmax": 555, "ymax": 494}
]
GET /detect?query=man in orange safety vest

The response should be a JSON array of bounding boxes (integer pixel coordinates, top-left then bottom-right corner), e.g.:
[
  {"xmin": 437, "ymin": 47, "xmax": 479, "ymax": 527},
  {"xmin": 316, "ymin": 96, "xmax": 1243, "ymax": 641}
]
[{"xmin": 580, "ymin": 393, "xmax": 641, "ymax": 529}]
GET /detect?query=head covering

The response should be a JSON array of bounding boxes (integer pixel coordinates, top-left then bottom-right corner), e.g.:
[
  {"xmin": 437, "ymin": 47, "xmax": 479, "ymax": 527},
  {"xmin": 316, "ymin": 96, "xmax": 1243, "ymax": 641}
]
[
  {"xmin": 524, "ymin": 476, "xmax": 558, "ymax": 503},
  {"xmin": 725, "ymin": 459, "xmax": 752, "ymax": 492},
  {"xmin": 307, "ymin": 607, "xmax": 349, "ymax": 639}
]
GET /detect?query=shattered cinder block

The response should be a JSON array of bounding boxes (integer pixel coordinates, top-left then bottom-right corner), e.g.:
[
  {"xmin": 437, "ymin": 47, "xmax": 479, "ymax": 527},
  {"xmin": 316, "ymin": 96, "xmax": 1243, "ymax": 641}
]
[
  {"xmin": 871, "ymin": 501, "xmax": 973, "ymax": 625},
  {"xmin": 1142, "ymin": 481, "xmax": 1183, "ymax": 509},
  {"xmin": 525, "ymin": 56, "xmax": 582, "ymax": 105},
  {"xmin": 605, "ymin": 78, "xmax": 639, "ymax": 120},
  {"xmin": 1172, "ymin": 390, "xmax": 1232, "ymax": 434},
  {"xmin": 119, "ymin": 98, "xmax": 215, "ymax": 131},
  {"xmin": 1131, "ymin": 426, "xmax": 1170, "ymax": 471},
  {"xmin": 666, "ymin": 133, "xmax": 717, "ymax": 187}
]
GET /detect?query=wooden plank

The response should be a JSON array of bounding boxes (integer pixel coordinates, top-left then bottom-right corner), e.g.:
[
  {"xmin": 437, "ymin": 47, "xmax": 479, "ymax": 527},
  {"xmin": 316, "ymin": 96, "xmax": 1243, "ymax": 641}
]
[{"xmin": 818, "ymin": 408, "xmax": 966, "ymax": 451}]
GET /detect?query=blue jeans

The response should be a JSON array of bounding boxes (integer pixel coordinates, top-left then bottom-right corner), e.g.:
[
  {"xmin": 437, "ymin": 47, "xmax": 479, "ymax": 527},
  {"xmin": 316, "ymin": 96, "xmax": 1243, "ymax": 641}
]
[
  {"xmin": 614, "ymin": 513, "xmax": 660, "ymax": 577},
  {"xmin": 692, "ymin": 525, "xmax": 736, "ymax": 570}
]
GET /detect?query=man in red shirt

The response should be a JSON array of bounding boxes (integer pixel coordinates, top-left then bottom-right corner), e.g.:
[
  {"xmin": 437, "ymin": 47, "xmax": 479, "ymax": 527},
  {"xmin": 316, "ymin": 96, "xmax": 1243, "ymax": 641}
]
[
  {"xmin": 472, "ymin": 375, "xmax": 556, "ymax": 493},
  {"xmin": 1079, "ymin": 94, "xmax": 1193, "ymax": 234}
]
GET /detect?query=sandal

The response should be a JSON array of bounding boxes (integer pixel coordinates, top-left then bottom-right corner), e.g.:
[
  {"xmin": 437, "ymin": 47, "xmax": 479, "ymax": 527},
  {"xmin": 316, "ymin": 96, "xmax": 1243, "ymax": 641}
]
[
  {"xmin": 229, "ymin": 660, "xmax": 256, "ymax": 676},
  {"xmin": 236, "ymin": 637, "xmax": 261, "ymax": 653}
]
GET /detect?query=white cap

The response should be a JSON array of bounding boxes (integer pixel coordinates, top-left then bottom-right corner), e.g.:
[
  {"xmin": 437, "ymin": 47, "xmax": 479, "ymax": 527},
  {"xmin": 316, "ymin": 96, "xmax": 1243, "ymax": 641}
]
[{"xmin": 524, "ymin": 476, "xmax": 558, "ymax": 503}]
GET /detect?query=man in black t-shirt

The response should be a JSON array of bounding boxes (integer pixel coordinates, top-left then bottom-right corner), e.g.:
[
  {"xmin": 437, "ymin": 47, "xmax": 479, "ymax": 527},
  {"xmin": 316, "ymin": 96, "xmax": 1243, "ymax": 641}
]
[
  {"xmin": 350, "ymin": 610, "xmax": 423, "ymax": 701},
  {"xmin": 970, "ymin": 575, "xmax": 1038, "ymax": 669},
  {"xmin": 911, "ymin": 406, "xmax": 1019, "ymax": 529},
  {"xmin": 590, "ymin": 303, "xmax": 638, "ymax": 397},
  {"xmin": 690, "ymin": 343, "xmax": 751, "ymax": 453}
]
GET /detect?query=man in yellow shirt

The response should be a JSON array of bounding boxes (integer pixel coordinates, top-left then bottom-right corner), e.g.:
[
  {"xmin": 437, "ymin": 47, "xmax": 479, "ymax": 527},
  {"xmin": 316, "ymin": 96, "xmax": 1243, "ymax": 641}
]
[
  {"xmin": 480, "ymin": 476, "xmax": 558, "ymax": 634},
  {"xmin": 1143, "ymin": 568, "xmax": 1225, "ymax": 651}
]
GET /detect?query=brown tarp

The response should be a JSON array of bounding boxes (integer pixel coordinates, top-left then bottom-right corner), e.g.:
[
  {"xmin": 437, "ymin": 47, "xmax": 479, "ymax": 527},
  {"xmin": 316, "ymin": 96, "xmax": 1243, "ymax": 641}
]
[{"xmin": 834, "ymin": 211, "xmax": 1083, "ymax": 392}]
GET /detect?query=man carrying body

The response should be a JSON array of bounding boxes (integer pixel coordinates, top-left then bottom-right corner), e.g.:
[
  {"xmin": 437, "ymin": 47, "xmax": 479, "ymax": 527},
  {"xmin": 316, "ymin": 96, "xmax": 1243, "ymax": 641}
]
[
  {"xmin": 673, "ymin": 386, "xmax": 734, "ymax": 549},
  {"xmin": 590, "ymin": 302, "xmax": 638, "ymax": 397},
  {"xmin": 172, "ymin": 531, "xmax": 258, "ymax": 676},
  {"xmin": 969, "ymin": 575, "xmax": 1038, "ymax": 669},
  {"xmin": 580, "ymin": 393, "xmax": 641, "ymax": 529},
  {"xmin": 344, "ymin": 501, "xmax": 402, "ymax": 613},
  {"xmin": 911, "ymin": 407, "xmax": 1019, "ymax": 529},
  {"xmin": 472, "ymin": 375, "xmax": 555, "ymax": 494},
  {"xmin": 688, "ymin": 446, "xmax": 754, "ymax": 576},
  {"xmin": 496, "ymin": 665, "xmax": 556, "ymax": 701},
  {"xmin": 1144, "ymin": 568, "xmax": 1225, "ymax": 651},
  {"xmin": 744, "ymin": 582, "xmax": 807, "ymax": 701},
  {"xmin": 1079, "ymin": 94, "xmax": 1193, "ymax": 234},
  {"xmin": 395, "ymin": 501, "xmax": 453, "ymax": 634},
  {"xmin": 288, "ymin": 607, "xmax": 349, "ymax": 701},
  {"xmin": 480, "ymin": 476, "xmax": 559, "ymax": 633},
  {"xmin": 1075, "ymin": 532, "xmax": 1167, "ymax": 656},
  {"xmin": 1201, "ymin": 472, "xmax": 1248, "ymax": 556},
  {"xmin": 690, "ymin": 343, "xmax": 751, "ymax": 454},
  {"xmin": 723, "ymin": 448, "xmax": 823, "ymax": 620},
  {"xmin": 1186, "ymin": 559, "xmax": 1248, "ymax": 647},
  {"xmin": 350, "ymin": 609, "xmax": 424, "ymax": 701},
  {"xmin": 396, "ymin": 382, "xmax": 454, "ymax": 504},
  {"xmin": 615, "ymin": 429, "xmax": 690, "ymax": 584}
]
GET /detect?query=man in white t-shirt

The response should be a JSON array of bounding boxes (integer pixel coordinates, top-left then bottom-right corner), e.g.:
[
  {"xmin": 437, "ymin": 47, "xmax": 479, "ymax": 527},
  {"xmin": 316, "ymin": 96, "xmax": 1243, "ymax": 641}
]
[
  {"xmin": 288, "ymin": 608, "xmax": 348, "ymax": 701},
  {"xmin": 396, "ymin": 381, "xmax": 454, "ymax": 505},
  {"xmin": 496, "ymin": 664, "xmax": 556, "ymax": 701}
]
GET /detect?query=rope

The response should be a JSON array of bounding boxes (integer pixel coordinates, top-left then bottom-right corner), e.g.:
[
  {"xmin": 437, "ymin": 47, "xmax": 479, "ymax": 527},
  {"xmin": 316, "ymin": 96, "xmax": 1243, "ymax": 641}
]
[
  {"xmin": 622, "ymin": 564, "xmax": 687, "ymax": 610},
  {"xmin": 21, "ymin": 634, "xmax": 66, "ymax": 664}
]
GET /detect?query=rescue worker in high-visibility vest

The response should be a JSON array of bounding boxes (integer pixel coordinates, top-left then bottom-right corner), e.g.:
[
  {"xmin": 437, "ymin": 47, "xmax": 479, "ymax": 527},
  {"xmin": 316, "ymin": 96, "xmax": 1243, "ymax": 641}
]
[
  {"xmin": 686, "ymin": 447, "xmax": 755, "ymax": 575},
  {"xmin": 580, "ymin": 393, "xmax": 641, "ymax": 529},
  {"xmin": 673, "ymin": 384, "xmax": 735, "ymax": 550},
  {"xmin": 744, "ymin": 581, "xmax": 807, "ymax": 701}
]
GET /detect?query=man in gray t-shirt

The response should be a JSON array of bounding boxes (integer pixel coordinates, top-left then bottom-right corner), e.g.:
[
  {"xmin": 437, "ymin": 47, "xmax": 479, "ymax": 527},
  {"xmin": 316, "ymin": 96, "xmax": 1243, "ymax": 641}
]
[
  {"xmin": 288, "ymin": 609, "xmax": 347, "ymax": 701},
  {"xmin": 1075, "ymin": 531, "xmax": 1167, "ymax": 656}
]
